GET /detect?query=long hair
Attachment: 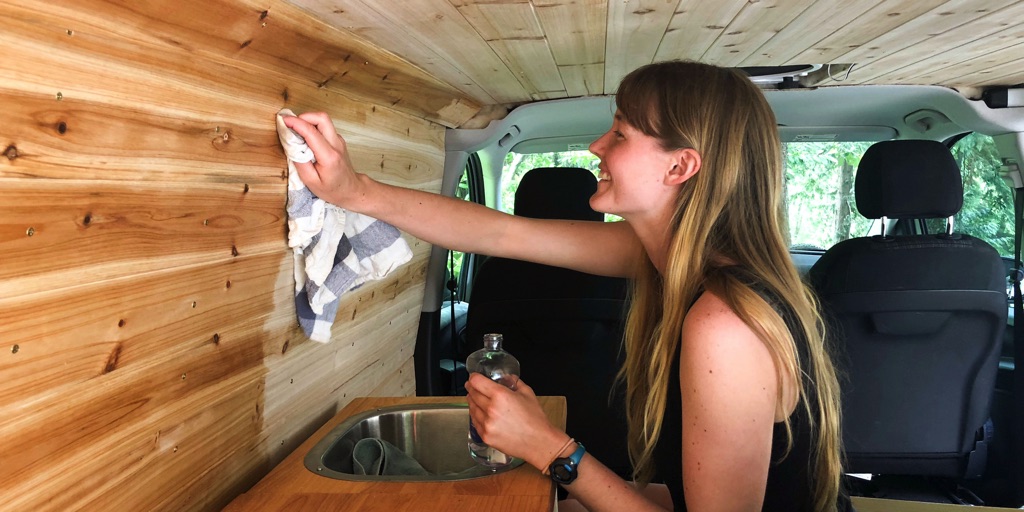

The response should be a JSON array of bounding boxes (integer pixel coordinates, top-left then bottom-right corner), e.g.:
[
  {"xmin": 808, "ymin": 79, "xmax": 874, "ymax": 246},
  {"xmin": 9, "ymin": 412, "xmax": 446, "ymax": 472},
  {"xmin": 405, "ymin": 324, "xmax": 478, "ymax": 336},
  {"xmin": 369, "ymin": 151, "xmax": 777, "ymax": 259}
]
[{"xmin": 615, "ymin": 61, "xmax": 843, "ymax": 511}]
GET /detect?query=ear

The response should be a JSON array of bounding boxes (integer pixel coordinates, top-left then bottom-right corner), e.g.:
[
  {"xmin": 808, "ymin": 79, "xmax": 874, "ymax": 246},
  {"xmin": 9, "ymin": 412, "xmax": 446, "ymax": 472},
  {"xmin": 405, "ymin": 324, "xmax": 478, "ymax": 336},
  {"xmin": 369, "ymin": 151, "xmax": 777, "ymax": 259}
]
[{"xmin": 665, "ymin": 148, "xmax": 701, "ymax": 185}]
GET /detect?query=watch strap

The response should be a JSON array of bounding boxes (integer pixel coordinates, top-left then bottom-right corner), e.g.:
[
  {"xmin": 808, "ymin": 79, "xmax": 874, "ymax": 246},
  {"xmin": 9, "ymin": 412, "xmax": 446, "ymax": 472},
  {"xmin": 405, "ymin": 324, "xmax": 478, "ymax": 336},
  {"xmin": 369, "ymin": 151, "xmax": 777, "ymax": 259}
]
[{"xmin": 549, "ymin": 442, "xmax": 585, "ymax": 484}]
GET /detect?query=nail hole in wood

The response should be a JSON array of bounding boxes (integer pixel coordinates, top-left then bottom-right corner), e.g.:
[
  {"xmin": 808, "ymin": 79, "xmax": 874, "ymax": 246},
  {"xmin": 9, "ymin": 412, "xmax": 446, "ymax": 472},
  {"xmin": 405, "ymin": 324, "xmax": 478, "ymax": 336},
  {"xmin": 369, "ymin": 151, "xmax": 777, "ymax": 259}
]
[
  {"xmin": 5, "ymin": 145, "xmax": 18, "ymax": 160},
  {"xmin": 225, "ymin": 280, "xmax": 231, "ymax": 289},
  {"xmin": 57, "ymin": 122, "xmax": 67, "ymax": 134},
  {"xmin": 118, "ymin": 319, "xmax": 126, "ymax": 327},
  {"xmin": 212, "ymin": 333, "xmax": 220, "ymax": 345},
  {"xmin": 11, "ymin": 345, "xmax": 18, "ymax": 354},
  {"xmin": 26, "ymin": 227, "xmax": 35, "ymax": 237},
  {"xmin": 66, "ymin": 29, "xmax": 73, "ymax": 36},
  {"xmin": 56, "ymin": 92, "xmax": 63, "ymax": 101},
  {"xmin": 181, "ymin": 373, "xmax": 187, "ymax": 380},
  {"xmin": 260, "ymin": 10, "xmax": 269, "ymax": 20},
  {"xmin": 83, "ymin": 213, "xmax": 91, "ymax": 226},
  {"xmin": 243, "ymin": 183, "xmax": 249, "ymax": 193},
  {"xmin": 231, "ymin": 245, "xmax": 239, "ymax": 257},
  {"xmin": 191, "ymin": 301, "xmax": 197, "ymax": 308}
]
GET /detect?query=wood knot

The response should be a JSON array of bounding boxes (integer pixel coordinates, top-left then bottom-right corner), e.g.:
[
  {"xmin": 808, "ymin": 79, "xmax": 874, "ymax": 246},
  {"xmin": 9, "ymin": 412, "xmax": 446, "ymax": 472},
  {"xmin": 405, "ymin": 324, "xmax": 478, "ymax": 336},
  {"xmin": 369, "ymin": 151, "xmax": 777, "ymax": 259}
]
[
  {"xmin": 4, "ymin": 145, "xmax": 18, "ymax": 160},
  {"xmin": 104, "ymin": 343, "xmax": 122, "ymax": 374}
]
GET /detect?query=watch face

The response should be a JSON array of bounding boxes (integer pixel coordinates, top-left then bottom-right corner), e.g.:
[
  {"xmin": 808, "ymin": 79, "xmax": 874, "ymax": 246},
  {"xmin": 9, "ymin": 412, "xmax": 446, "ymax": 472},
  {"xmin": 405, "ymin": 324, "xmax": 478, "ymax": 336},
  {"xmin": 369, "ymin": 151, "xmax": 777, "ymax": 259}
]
[{"xmin": 552, "ymin": 462, "xmax": 575, "ymax": 483}]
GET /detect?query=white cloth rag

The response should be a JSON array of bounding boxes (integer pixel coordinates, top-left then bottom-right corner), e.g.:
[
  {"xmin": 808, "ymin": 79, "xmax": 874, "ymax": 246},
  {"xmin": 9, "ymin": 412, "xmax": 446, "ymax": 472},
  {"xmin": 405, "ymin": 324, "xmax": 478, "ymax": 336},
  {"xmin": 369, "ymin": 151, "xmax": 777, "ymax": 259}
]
[{"xmin": 277, "ymin": 109, "xmax": 413, "ymax": 342}]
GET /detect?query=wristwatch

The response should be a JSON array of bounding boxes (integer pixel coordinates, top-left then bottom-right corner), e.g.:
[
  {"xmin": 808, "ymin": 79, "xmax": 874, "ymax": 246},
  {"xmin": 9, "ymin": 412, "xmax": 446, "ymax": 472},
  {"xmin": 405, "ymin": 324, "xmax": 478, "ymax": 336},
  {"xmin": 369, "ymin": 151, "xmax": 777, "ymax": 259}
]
[{"xmin": 549, "ymin": 442, "xmax": 586, "ymax": 484}]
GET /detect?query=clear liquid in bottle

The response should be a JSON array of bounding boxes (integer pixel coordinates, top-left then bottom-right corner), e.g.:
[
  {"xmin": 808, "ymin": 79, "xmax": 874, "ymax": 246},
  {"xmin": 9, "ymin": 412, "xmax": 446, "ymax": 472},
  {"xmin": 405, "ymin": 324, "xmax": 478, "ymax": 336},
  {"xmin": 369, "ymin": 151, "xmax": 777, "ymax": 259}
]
[{"xmin": 466, "ymin": 333, "xmax": 521, "ymax": 468}]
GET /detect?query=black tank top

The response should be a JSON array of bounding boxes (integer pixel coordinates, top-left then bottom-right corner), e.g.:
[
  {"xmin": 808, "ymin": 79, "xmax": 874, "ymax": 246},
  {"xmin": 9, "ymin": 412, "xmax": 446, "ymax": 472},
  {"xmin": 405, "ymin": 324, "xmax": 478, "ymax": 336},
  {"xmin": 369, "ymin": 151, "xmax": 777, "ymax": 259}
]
[{"xmin": 651, "ymin": 269, "xmax": 851, "ymax": 511}]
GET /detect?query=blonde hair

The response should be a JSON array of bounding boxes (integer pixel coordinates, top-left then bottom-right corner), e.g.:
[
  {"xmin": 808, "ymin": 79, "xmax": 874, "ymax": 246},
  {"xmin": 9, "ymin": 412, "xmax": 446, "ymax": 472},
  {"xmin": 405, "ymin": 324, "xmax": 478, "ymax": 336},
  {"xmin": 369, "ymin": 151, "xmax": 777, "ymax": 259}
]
[{"xmin": 615, "ymin": 61, "xmax": 843, "ymax": 511}]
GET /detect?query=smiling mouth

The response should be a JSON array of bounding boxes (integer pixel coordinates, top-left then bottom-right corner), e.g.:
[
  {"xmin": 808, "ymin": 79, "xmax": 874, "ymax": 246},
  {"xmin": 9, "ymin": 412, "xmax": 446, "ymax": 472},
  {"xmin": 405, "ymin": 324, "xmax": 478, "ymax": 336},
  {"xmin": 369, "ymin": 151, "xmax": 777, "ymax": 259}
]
[{"xmin": 597, "ymin": 171, "xmax": 611, "ymax": 182}]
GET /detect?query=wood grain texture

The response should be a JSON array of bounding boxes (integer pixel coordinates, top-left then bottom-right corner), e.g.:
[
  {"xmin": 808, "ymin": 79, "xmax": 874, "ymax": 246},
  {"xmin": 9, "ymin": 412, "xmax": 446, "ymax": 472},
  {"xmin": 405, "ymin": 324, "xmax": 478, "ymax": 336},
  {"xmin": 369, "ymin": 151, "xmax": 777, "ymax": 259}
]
[
  {"xmin": 279, "ymin": 0, "xmax": 1024, "ymax": 105},
  {"xmin": 224, "ymin": 396, "xmax": 566, "ymax": 512},
  {"xmin": 0, "ymin": 1, "xmax": 454, "ymax": 510},
  {"xmin": 604, "ymin": 0, "xmax": 678, "ymax": 92},
  {"xmin": 0, "ymin": 0, "xmax": 479, "ymax": 128}
]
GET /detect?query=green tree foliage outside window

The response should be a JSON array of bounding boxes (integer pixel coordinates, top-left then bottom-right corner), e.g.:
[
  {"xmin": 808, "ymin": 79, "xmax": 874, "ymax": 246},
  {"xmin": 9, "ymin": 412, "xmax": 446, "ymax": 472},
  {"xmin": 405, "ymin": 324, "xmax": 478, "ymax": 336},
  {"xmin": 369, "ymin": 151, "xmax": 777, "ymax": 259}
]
[
  {"xmin": 499, "ymin": 134, "xmax": 1012, "ymax": 257},
  {"xmin": 784, "ymin": 141, "xmax": 875, "ymax": 250},
  {"xmin": 946, "ymin": 133, "xmax": 1013, "ymax": 256}
]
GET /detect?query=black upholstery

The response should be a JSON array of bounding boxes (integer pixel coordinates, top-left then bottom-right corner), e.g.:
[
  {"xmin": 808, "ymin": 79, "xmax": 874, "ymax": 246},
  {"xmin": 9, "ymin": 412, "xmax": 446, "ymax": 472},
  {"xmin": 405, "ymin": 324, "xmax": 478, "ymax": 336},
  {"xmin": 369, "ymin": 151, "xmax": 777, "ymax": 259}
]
[
  {"xmin": 464, "ymin": 167, "xmax": 632, "ymax": 477},
  {"xmin": 809, "ymin": 140, "xmax": 1006, "ymax": 477}
]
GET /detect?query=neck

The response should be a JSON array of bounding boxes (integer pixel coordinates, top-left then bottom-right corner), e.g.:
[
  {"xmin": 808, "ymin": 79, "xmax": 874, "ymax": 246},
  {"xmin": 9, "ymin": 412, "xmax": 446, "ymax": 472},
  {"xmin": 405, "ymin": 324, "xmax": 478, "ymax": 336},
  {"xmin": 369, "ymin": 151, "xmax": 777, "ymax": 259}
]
[{"xmin": 627, "ymin": 211, "xmax": 676, "ymax": 275}]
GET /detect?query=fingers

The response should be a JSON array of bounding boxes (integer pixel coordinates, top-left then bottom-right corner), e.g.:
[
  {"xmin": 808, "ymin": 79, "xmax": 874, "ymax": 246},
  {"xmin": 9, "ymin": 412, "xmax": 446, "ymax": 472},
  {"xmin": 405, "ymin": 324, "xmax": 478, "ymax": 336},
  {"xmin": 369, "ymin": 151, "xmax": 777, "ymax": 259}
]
[
  {"xmin": 282, "ymin": 113, "xmax": 342, "ymax": 167},
  {"xmin": 297, "ymin": 111, "xmax": 344, "ymax": 147},
  {"xmin": 290, "ymin": 160, "xmax": 321, "ymax": 187}
]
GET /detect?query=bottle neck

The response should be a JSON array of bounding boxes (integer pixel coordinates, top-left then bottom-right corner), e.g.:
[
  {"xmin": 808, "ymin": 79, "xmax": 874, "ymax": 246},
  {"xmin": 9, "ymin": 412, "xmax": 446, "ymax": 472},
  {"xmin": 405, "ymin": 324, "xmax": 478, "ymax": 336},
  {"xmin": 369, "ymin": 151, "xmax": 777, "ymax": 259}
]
[{"xmin": 483, "ymin": 334, "xmax": 502, "ymax": 351}]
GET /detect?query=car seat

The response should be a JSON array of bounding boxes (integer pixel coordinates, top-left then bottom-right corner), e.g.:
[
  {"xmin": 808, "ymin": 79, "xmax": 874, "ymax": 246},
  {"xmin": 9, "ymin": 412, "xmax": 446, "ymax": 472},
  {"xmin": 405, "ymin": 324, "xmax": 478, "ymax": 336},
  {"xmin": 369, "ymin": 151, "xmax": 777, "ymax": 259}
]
[
  {"xmin": 808, "ymin": 140, "xmax": 1006, "ymax": 478},
  {"xmin": 463, "ymin": 166, "xmax": 632, "ymax": 478}
]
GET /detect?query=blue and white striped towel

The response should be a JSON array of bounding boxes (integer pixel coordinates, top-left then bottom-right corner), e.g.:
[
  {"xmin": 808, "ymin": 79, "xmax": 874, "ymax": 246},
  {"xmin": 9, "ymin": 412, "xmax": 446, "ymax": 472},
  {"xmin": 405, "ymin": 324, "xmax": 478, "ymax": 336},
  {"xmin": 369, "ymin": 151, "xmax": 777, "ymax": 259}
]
[{"xmin": 277, "ymin": 109, "xmax": 413, "ymax": 342}]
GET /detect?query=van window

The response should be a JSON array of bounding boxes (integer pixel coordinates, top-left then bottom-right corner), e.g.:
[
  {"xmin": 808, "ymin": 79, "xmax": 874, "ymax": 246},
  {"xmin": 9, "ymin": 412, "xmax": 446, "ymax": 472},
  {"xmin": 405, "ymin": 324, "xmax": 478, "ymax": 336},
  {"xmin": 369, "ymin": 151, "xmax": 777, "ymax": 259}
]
[
  {"xmin": 925, "ymin": 133, "xmax": 1013, "ymax": 256},
  {"xmin": 784, "ymin": 141, "xmax": 875, "ymax": 251},
  {"xmin": 506, "ymin": 138, "xmax": 1012, "ymax": 257}
]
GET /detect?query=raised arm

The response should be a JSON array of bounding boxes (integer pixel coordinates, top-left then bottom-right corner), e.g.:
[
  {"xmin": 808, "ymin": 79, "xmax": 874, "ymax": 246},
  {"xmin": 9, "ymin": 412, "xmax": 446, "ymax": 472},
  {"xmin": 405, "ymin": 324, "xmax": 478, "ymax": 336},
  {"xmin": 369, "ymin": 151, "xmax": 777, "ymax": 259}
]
[{"xmin": 283, "ymin": 112, "xmax": 640, "ymax": 278}]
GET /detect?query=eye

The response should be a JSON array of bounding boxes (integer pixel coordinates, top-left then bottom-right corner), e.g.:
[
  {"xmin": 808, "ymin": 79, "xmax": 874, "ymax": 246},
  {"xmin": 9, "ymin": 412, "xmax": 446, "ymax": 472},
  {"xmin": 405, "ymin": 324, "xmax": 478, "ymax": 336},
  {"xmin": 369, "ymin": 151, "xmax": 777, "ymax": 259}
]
[{"xmin": 614, "ymin": 130, "xmax": 624, "ymax": 139}]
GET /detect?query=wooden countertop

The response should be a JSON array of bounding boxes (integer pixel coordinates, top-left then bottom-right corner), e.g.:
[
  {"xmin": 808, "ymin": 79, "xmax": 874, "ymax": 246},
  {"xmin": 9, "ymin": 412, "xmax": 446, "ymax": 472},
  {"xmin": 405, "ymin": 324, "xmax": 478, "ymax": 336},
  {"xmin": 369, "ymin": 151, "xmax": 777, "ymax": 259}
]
[{"xmin": 224, "ymin": 396, "xmax": 566, "ymax": 512}]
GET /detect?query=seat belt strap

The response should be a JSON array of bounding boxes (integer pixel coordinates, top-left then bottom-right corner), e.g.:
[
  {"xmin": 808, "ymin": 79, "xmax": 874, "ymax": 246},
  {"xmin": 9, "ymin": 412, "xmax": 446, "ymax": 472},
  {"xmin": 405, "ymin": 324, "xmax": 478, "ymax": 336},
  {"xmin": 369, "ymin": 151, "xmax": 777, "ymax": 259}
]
[{"xmin": 1004, "ymin": 160, "xmax": 1024, "ymax": 503}]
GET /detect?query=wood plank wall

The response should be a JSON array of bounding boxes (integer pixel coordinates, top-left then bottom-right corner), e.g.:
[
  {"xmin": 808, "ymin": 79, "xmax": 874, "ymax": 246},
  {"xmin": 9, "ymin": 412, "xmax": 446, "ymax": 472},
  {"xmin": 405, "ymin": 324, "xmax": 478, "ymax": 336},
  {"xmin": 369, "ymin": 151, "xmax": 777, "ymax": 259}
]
[{"xmin": 0, "ymin": 1, "xmax": 479, "ymax": 510}]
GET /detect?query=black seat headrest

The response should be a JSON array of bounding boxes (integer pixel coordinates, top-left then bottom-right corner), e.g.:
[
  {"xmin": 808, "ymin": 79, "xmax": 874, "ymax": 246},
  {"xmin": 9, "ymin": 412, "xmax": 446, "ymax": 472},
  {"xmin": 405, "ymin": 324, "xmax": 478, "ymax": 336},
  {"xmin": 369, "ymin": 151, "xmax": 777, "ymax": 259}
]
[
  {"xmin": 514, "ymin": 167, "xmax": 603, "ymax": 221},
  {"xmin": 855, "ymin": 140, "xmax": 963, "ymax": 219}
]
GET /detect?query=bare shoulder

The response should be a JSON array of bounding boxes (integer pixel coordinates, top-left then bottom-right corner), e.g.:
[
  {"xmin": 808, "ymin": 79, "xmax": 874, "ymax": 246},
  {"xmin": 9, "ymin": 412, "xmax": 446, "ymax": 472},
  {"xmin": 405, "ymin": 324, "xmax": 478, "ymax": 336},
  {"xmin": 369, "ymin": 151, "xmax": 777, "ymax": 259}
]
[
  {"xmin": 676, "ymin": 290, "xmax": 780, "ymax": 508},
  {"xmin": 681, "ymin": 291, "xmax": 767, "ymax": 356},
  {"xmin": 678, "ymin": 290, "xmax": 778, "ymax": 409}
]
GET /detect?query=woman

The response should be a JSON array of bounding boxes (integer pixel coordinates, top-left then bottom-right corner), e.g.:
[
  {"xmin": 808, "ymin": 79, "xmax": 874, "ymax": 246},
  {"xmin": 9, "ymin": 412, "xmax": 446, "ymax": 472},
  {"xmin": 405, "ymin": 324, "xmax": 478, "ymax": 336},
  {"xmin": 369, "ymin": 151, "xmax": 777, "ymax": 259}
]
[{"xmin": 285, "ymin": 60, "xmax": 848, "ymax": 511}]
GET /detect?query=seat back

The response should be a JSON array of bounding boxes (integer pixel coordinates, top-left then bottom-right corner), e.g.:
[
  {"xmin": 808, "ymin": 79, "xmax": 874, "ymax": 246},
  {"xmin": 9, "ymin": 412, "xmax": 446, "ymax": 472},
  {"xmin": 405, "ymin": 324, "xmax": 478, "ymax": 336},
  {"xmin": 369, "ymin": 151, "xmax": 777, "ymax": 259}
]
[
  {"xmin": 809, "ymin": 140, "xmax": 1006, "ymax": 477},
  {"xmin": 464, "ymin": 167, "xmax": 632, "ymax": 477}
]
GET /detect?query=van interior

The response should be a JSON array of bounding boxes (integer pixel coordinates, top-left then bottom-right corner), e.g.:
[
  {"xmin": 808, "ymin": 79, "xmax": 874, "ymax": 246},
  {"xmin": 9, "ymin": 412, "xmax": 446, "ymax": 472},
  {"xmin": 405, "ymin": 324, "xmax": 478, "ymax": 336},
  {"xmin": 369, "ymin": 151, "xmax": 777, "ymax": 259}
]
[{"xmin": 2, "ymin": 1, "xmax": 1024, "ymax": 511}]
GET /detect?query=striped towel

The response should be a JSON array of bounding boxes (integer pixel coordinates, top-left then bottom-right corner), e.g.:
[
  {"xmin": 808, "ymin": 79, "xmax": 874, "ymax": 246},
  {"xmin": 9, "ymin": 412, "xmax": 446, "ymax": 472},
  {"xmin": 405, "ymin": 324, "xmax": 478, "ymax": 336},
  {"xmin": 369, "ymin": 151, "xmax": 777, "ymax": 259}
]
[{"xmin": 277, "ymin": 109, "xmax": 413, "ymax": 342}]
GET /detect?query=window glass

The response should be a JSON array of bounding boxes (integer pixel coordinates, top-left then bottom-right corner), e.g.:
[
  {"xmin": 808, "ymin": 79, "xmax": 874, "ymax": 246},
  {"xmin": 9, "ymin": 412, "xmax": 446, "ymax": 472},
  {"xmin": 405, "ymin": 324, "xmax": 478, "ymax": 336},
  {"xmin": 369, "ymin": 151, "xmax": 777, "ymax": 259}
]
[
  {"xmin": 783, "ymin": 142, "xmax": 874, "ymax": 250},
  {"xmin": 927, "ymin": 133, "xmax": 1013, "ymax": 256},
  {"xmin": 501, "ymin": 150, "xmax": 620, "ymax": 222},
  {"xmin": 504, "ymin": 138, "xmax": 1012, "ymax": 257}
]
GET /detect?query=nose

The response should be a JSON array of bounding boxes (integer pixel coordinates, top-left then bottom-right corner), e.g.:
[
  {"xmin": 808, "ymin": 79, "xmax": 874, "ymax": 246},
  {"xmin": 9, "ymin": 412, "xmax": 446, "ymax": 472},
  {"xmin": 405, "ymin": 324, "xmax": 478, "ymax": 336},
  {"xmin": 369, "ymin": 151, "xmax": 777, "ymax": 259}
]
[{"xmin": 589, "ymin": 132, "xmax": 608, "ymax": 157}]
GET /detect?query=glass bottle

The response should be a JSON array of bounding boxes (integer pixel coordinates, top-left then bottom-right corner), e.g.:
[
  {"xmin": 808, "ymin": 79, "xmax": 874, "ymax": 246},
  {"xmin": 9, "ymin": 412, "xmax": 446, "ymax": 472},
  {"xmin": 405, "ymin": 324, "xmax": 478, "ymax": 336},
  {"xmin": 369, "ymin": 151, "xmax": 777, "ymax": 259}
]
[{"xmin": 466, "ymin": 333, "xmax": 521, "ymax": 468}]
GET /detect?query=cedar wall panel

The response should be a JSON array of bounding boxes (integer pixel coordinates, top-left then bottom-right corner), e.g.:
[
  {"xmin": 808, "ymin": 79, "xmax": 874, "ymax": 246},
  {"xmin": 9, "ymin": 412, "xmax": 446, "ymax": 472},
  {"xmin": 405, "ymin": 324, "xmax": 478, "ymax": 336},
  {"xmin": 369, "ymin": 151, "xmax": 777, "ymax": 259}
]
[{"xmin": 0, "ymin": 1, "xmax": 478, "ymax": 511}]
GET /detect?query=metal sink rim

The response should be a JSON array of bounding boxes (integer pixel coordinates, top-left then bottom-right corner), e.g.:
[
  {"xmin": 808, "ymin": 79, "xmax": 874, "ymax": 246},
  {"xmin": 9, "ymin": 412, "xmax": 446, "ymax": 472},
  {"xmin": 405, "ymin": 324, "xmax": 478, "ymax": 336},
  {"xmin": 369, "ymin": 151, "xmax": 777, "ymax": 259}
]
[{"xmin": 303, "ymin": 403, "xmax": 524, "ymax": 481}]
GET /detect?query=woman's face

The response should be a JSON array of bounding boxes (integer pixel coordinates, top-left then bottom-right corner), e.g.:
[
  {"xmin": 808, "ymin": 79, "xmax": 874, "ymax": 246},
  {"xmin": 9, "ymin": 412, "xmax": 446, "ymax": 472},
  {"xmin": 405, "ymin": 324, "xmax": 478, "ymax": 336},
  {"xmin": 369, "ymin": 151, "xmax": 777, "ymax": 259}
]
[{"xmin": 588, "ymin": 110, "xmax": 685, "ymax": 222}]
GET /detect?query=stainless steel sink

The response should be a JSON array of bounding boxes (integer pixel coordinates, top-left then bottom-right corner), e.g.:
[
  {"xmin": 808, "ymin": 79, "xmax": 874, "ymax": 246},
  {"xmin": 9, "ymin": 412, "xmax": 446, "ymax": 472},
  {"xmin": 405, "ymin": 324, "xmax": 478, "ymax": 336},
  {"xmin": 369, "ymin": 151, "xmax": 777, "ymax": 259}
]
[{"xmin": 303, "ymin": 403, "xmax": 524, "ymax": 481}]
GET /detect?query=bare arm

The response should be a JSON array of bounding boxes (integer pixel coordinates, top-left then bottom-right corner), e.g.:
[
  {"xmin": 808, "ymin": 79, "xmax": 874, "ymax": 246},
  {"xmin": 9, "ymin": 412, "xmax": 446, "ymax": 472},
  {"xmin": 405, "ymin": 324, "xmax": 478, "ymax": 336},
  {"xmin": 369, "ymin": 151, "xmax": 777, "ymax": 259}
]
[
  {"xmin": 678, "ymin": 291, "xmax": 781, "ymax": 511},
  {"xmin": 465, "ymin": 374, "xmax": 669, "ymax": 512},
  {"xmin": 283, "ymin": 112, "xmax": 640, "ymax": 277}
]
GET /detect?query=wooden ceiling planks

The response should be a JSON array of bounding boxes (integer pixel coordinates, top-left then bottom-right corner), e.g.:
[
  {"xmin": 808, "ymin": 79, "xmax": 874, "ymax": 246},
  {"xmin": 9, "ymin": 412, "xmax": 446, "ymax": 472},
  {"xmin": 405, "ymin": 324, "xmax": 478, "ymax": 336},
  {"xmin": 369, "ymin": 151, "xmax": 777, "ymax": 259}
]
[
  {"xmin": 284, "ymin": 0, "xmax": 1024, "ymax": 108},
  {"xmin": 785, "ymin": 0, "xmax": 948, "ymax": 67},
  {"xmin": 534, "ymin": 0, "xmax": 607, "ymax": 97},
  {"xmin": 737, "ymin": 0, "xmax": 885, "ymax": 66},
  {"xmin": 834, "ymin": 1, "xmax": 1024, "ymax": 84},
  {"xmin": 455, "ymin": 1, "xmax": 567, "ymax": 98},
  {"xmin": 698, "ymin": 0, "xmax": 817, "ymax": 68},
  {"xmin": 654, "ymin": 0, "xmax": 747, "ymax": 63},
  {"xmin": 604, "ymin": 0, "xmax": 678, "ymax": 92}
]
